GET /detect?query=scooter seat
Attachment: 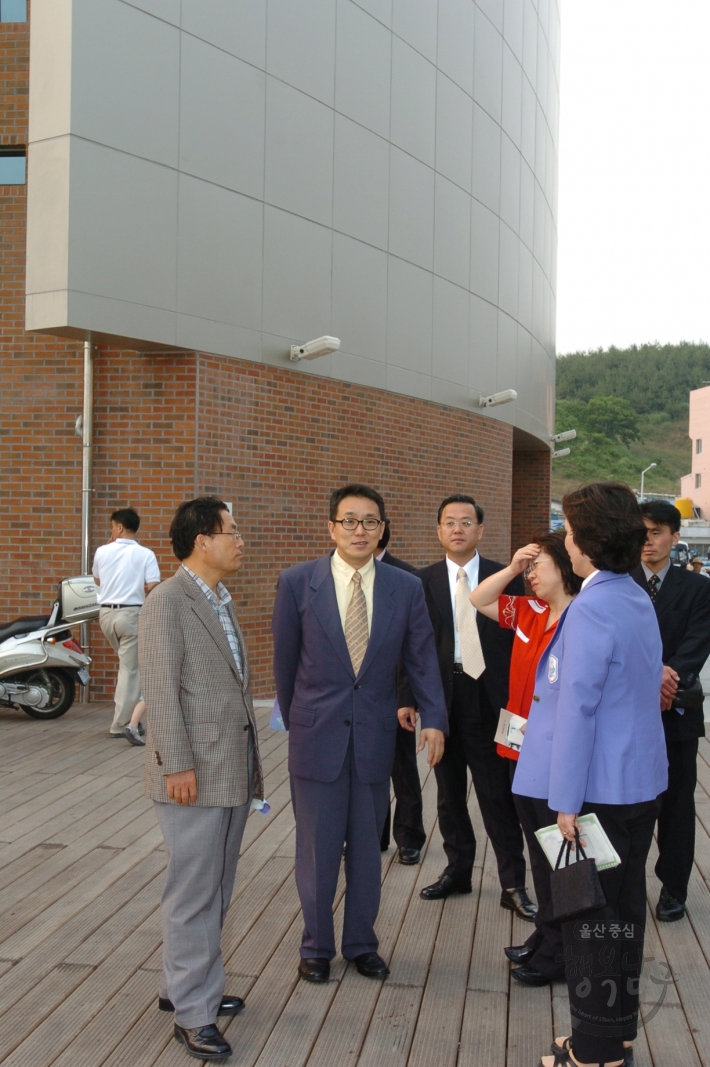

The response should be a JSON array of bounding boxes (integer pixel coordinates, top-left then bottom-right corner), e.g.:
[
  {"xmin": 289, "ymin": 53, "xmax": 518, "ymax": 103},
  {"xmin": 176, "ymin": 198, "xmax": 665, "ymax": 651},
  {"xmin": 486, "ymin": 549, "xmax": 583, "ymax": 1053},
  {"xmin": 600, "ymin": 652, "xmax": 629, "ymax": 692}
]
[{"xmin": 0, "ymin": 616, "xmax": 50, "ymax": 643}]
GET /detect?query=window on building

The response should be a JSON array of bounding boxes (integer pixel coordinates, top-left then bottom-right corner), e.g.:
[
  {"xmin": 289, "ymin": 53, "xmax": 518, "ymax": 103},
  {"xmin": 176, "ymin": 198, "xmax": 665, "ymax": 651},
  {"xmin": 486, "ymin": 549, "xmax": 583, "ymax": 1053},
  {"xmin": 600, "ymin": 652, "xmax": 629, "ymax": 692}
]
[
  {"xmin": 0, "ymin": 0, "xmax": 28, "ymax": 22},
  {"xmin": 0, "ymin": 148, "xmax": 26, "ymax": 185},
  {"xmin": 696, "ymin": 473, "xmax": 702, "ymax": 489},
  {"xmin": 697, "ymin": 439, "xmax": 703, "ymax": 454}
]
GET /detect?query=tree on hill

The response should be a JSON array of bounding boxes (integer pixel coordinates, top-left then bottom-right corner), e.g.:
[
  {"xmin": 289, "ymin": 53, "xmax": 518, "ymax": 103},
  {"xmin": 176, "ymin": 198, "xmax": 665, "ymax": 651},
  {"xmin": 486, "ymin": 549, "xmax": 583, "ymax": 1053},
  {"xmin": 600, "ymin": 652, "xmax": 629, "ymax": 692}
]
[{"xmin": 556, "ymin": 341, "xmax": 710, "ymax": 419}]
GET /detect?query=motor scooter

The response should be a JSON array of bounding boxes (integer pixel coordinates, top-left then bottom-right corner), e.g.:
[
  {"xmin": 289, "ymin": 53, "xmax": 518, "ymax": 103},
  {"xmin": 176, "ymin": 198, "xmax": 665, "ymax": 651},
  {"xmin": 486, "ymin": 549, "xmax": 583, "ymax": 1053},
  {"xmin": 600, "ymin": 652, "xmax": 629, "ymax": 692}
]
[{"xmin": 0, "ymin": 577, "xmax": 99, "ymax": 719}]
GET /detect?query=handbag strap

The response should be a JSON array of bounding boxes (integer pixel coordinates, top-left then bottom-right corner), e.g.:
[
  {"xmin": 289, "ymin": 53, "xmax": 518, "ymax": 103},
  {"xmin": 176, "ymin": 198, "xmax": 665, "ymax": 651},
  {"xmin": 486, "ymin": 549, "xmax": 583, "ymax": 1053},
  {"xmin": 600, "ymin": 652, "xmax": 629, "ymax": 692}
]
[
  {"xmin": 573, "ymin": 827, "xmax": 588, "ymax": 861},
  {"xmin": 554, "ymin": 827, "xmax": 588, "ymax": 868}
]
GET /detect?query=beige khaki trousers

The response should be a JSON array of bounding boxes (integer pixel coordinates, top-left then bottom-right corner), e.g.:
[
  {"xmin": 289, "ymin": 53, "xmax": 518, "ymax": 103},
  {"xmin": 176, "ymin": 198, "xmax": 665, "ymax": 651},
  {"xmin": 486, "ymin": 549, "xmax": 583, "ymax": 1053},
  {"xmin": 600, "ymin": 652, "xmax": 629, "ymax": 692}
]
[{"xmin": 99, "ymin": 605, "xmax": 141, "ymax": 731}]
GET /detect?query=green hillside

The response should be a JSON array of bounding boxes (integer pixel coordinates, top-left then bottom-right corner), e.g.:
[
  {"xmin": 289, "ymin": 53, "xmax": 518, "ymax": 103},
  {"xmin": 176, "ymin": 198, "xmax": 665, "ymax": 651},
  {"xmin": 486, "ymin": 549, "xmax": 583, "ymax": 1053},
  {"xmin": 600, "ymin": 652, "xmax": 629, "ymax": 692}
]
[{"xmin": 552, "ymin": 342, "xmax": 710, "ymax": 498}]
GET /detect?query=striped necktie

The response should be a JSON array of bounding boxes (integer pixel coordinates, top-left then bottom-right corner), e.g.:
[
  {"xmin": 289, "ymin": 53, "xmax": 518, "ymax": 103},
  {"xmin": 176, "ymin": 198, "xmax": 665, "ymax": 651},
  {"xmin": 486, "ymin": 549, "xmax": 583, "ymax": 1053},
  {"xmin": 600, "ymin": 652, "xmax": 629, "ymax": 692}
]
[{"xmin": 345, "ymin": 570, "xmax": 369, "ymax": 675}]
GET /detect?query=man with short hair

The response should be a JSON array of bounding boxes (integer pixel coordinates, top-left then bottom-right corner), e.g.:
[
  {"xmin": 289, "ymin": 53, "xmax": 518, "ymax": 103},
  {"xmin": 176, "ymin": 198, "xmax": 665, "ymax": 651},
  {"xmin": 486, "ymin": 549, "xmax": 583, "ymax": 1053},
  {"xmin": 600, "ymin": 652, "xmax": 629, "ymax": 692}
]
[
  {"xmin": 139, "ymin": 497, "xmax": 262, "ymax": 1061},
  {"xmin": 401, "ymin": 495, "xmax": 537, "ymax": 928},
  {"xmin": 92, "ymin": 508, "xmax": 160, "ymax": 738},
  {"xmin": 376, "ymin": 523, "xmax": 427, "ymax": 864},
  {"xmin": 632, "ymin": 501, "xmax": 710, "ymax": 921},
  {"xmin": 272, "ymin": 484, "xmax": 447, "ymax": 984}
]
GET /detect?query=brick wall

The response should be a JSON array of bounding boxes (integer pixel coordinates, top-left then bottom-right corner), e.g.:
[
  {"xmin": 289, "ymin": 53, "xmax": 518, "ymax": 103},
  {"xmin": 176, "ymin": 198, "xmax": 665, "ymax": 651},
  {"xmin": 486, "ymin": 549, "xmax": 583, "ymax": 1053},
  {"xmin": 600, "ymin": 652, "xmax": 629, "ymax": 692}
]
[{"xmin": 510, "ymin": 448, "xmax": 552, "ymax": 550}]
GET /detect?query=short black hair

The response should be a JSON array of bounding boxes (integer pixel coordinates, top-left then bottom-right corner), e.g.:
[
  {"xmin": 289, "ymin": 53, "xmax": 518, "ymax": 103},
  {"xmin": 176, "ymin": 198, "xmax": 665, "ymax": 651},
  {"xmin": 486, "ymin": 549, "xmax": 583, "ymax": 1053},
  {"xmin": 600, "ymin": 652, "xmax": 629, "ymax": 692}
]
[
  {"xmin": 437, "ymin": 494, "xmax": 484, "ymax": 524},
  {"xmin": 563, "ymin": 482, "xmax": 647, "ymax": 573},
  {"xmin": 329, "ymin": 484, "xmax": 386, "ymax": 523},
  {"xmin": 111, "ymin": 508, "xmax": 140, "ymax": 533},
  {"xmin": 639, "ymin": 500, "xmax": 681, "ymax": 534},
  {"xmin": 170, "ymin": 496, "xmax": 229, "ymax": 561}
]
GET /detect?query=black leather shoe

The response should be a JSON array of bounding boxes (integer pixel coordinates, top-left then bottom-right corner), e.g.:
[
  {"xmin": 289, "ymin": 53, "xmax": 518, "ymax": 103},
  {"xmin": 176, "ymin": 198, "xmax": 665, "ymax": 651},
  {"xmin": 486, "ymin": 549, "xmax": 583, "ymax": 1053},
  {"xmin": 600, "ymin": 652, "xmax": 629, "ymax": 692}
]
[
  {"xmin": 500, "ymin": 887, "xmax": 538, "ymax": 922},
  {"xmin": 504, "ymin": 943, "xmax": 534, "ymax": 964},
  {"xmin": 298, "ymin": 957, "xmax": 330, "ymax": 983},
  {"xmin": 160, "ymin": 995, "xmax": 244, "ymax": 1015},
  {"xmin": 353, "ymin": 952, "xmax": 390, "ymax": 978},
  {"xmin": 511, "ymin": 964, "xmax": 550, "ymax": 987},
  {"xmin": 173, "ymin": 1023, "xmax": 231, "ymax": 1060},
  {"xmin": 656, "ymin": 887, "xmax": 685, "ymax": 922},
  {"xmin": 420, "ymin": 873, "xmax": 472, "ymax": 900},
  {"xmin": 397, "ymin": 847, "xmax": 421, "ymax": 865}
]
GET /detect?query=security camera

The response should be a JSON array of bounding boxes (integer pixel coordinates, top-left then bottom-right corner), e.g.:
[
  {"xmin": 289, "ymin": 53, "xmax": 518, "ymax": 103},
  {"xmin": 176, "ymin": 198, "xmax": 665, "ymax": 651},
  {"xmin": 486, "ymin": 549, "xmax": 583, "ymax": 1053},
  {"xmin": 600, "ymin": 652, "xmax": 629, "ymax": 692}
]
[
  {"xmin": 289, "ymin": 336, "xmax": 341, "ymax": 362},
  {"xmin": 553, "ymin": 448, "xmax": 571, "ymax": 459},
  {"xmin": 477, "ymin": 389, "xmax": 518, "ymax": 408},
  {"xmin": 551, "ymin": 429, "xmax": 577, "ymax": 444}
]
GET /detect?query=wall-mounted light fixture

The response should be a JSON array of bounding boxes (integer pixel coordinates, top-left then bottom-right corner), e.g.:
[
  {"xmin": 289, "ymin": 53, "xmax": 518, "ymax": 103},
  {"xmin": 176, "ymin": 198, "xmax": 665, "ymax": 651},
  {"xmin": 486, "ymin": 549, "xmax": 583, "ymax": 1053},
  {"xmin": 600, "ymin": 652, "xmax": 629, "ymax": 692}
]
[
  {"xmin": 477, "ymin": 388, "xmax": 517, "ymax": 408},
  {"xmin": 290, "ymin": 336, "xmax": 341, "ymax": 362}
]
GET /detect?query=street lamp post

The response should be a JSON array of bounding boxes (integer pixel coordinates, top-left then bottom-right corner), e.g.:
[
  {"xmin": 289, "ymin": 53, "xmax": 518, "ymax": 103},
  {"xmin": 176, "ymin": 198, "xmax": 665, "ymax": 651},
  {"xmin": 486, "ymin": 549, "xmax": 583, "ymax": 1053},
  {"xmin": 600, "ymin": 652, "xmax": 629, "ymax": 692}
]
[{"xmin": 640, "ymin": 463, "xmax": 657, "ymax": 502}]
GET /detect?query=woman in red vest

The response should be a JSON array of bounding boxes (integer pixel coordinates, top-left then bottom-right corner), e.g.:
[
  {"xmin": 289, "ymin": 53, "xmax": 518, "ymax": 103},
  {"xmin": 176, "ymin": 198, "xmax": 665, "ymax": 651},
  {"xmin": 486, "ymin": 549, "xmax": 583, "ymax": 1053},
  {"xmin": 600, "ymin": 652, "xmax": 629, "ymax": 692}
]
[{"xmin": 470, "ymin": 530, "xmax": 581, "ymax": 987}]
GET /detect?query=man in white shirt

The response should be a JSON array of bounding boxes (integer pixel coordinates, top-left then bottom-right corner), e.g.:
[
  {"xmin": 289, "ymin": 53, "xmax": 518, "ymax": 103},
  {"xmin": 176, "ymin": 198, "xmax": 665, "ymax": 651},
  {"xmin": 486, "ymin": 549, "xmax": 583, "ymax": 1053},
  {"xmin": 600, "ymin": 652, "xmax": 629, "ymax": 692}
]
[{"xmin": 92, "ymin": 508, "xmax": 160, "ymax": 737}]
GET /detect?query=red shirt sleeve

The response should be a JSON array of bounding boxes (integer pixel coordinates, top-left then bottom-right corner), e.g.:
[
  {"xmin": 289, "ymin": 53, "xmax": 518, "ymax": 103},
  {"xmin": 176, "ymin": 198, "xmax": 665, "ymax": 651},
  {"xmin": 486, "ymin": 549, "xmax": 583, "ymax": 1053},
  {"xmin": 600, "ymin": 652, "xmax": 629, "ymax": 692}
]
[{"xmin": 498, "ymin": 594, "xmax": 519, "ymax": 631}]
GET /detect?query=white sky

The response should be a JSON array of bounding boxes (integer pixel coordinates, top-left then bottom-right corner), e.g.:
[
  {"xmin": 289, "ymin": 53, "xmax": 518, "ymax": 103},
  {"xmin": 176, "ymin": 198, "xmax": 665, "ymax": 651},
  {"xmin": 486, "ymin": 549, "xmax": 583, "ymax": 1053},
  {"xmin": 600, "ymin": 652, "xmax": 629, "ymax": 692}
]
[{"xmin": 556, "ymin": 0, "xmax": 710, "ymax": 355}]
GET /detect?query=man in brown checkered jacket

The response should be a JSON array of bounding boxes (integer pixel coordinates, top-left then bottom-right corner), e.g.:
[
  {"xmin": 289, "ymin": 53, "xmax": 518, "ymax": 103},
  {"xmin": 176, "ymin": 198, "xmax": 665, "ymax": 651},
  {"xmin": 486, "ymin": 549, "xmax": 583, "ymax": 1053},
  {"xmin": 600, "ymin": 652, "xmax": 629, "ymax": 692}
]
[{"xmin": 139, "ymin": 496, "xmax": 263, "ymax": 1062}]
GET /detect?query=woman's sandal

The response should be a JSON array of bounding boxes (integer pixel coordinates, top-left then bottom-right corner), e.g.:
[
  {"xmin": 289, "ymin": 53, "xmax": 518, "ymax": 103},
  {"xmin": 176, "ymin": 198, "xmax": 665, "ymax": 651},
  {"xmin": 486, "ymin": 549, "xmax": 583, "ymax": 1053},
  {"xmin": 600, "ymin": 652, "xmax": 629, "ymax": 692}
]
[{"xmin": 545, "ymin": 1038, "xmax": 634, "ymax": 1067}]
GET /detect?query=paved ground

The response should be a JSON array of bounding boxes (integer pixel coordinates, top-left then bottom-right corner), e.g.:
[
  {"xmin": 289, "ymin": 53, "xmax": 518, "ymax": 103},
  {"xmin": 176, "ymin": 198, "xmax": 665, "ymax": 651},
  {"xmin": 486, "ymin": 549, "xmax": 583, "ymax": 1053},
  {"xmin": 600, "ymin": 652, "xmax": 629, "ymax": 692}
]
[{"xmin": 1, "ymin": 698, "xmax": 710, "ymax": 1066}]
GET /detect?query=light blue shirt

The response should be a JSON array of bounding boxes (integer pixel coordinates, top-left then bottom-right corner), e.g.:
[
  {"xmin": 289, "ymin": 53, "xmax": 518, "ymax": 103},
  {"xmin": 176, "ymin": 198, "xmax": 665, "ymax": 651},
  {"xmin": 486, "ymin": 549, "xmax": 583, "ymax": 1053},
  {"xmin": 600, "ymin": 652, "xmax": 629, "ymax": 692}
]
[{"xmin": 181, "ymin": 565, "xmax": 243, "ymax": 677}]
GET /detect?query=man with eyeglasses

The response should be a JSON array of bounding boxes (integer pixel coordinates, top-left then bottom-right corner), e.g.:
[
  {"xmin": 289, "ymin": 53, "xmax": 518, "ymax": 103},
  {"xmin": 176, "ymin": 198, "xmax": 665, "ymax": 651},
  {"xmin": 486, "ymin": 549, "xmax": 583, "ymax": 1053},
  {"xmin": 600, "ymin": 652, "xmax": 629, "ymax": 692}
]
[
  {"xmin": 139, "ymin": 497, "xmax": 263, "ymax": 1062},
  {"xmin": 400, "ymin": 494, "xmax": 536, "ymax": 922},
  {"xmin": 272, "ymin": 483, "xmax": 447, "ymax": 985}
]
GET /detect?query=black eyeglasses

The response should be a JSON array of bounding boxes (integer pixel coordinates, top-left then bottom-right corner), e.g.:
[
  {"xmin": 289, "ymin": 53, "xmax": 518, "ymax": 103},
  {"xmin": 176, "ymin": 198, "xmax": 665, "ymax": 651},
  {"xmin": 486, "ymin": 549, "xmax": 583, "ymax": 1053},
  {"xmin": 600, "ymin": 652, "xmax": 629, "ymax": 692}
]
[{"xmin": 332, "ymin": 518, "xmax": 384, "ymax": 532}]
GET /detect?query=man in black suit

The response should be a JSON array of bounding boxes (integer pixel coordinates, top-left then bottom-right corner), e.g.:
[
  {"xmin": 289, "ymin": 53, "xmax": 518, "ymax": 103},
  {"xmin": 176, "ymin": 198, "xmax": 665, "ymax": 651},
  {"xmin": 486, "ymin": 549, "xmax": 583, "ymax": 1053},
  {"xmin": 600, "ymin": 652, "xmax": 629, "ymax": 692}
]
[
  {"xmin": 376, "ymin": 524, "xmax": 426, "ymax": 865},
  {"xmin": 632, "ymin": 501, "xmax": 710, "ymax": 921},
  {"xmin": 399, "ymin": 494, "xmax": 536, "ymax": 921}
]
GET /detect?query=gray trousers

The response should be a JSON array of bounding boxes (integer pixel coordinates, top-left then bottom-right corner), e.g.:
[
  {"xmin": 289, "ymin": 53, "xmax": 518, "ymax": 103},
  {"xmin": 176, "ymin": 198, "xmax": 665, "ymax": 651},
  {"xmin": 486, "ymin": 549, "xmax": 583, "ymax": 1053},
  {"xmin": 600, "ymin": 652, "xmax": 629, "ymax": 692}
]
[
  {"xmin": 291, "ymin": 736, "xmax": 390, "ymax": 961},
  {"xmin": 99, "ymin": 605, "xmax": 141, "ymax": 731},
  {"xmin": 154, "ymin": 799, "xmax": 250, "ymax": 1028}
]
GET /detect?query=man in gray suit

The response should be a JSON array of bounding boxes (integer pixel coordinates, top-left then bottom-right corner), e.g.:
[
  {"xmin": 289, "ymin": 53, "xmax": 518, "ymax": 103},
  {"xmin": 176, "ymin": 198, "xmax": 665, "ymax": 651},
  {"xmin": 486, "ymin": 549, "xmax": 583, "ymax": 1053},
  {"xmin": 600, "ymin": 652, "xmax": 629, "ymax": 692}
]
[{"xmin": 139, "ymin": 496, "xmax": 263, "ymax": 1061}]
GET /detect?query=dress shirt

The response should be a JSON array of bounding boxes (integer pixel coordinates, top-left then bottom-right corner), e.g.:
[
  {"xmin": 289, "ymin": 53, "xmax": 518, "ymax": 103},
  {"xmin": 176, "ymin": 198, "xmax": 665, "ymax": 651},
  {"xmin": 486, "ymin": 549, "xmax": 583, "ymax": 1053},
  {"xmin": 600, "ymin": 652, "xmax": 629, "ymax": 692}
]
[
  {"xmin": 331, "ymin": 550, "xmax": 375, "ymax": 635},
  {"xmin": 641, "ymin": 561, "xmax": 671, "ymax": 587},
  {"xmin": 446, "ymin": 553, "xmax": 480, "ymax": 663},
  {"xmin": 181, "ymin": 565, "xmax": 243, "ymax": 677},
  {"xmin": 92, "ymin": 538, "xmax": 160, "ymax": 605},
  {"xmin": 581, "ymin": 569, "xmax": 599, "ymax": 591}
]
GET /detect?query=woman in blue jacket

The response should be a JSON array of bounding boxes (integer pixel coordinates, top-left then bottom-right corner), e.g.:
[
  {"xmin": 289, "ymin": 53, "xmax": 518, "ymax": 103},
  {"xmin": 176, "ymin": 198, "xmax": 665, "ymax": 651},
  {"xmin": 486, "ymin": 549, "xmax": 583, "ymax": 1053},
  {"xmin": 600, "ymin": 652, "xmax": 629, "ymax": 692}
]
[{"xmin": 514, "ymin": 483, "xmax": 667, "ymax": 1067}]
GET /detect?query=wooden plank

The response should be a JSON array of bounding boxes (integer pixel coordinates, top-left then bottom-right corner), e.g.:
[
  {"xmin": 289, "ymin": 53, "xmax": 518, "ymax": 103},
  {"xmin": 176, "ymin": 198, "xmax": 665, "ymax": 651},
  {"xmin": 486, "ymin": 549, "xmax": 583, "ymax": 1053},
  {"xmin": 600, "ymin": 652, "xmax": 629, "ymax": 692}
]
[
  {"xmin": 357, "ymin": 984, "xmax": 424, "ymax": 1067},
  {"xmin": 0, "ymin": 843, "xmax": 64, "ymax": 893},
  {"xmin": 467, "ymin": 861, "xmax": 512, "ymax": 994},
  {"xmin": 0, "ymin": 825, "xmax": 163, "ymax": 961},
  {"xmin": 0, "ymin": 851, "xmax": 165, "ymax": 1016},
  {"xmin": 253, "ymin": 975, "xmax": 339, "ymax": 1067},
  {"xmin": 506, "ymin": 978, "xmax": 552, "ymax": 1067},
  {"xmin": 0, "ymin": 964, "xmax": 96, "ymax": 1063},
  {"xmin": 458, "ymin": 989, "xmax": 508, "ymax": 1067}
]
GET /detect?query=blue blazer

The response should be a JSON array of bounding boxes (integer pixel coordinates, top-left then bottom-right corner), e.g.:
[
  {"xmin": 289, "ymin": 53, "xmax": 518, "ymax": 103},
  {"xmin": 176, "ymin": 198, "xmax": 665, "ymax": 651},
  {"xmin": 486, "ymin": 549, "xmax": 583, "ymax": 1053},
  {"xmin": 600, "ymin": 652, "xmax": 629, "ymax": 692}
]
[
  {"xmin": 512, "ymin": 570, "xmax": 668, "ymax": 814},
  {"xmin": 272, "ymin": 553, "xmax": 448, "ymax": 784}
]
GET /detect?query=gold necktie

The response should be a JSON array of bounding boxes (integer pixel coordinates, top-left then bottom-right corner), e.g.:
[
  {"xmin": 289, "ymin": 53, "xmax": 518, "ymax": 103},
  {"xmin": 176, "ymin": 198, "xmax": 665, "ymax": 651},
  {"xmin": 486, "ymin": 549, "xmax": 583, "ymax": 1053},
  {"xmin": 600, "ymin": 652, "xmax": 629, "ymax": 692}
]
[
  {"xmin": 456, "ymin": 567, "xmax": 486, "ymax": 679},
  {"xmin": 344, "ymin": 570, "xmax": 369, "ymax": 675}
]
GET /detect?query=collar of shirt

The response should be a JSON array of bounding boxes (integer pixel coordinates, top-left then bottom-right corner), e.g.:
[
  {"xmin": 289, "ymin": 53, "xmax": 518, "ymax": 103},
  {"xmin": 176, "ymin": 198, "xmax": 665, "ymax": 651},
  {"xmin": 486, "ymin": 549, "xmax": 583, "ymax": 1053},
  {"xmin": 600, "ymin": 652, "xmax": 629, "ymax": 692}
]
[
  {"xmin": 642, "ymin": 560, "xmax": 671, "ymax": 586},
  {"xmin": 330, "ymin": 550, "xmax": 376, "ymax": 634},
  {"xmin": 581, "ymin": 569, "xmax": 600, "ymax": 590},
  {"xmin": 181, "ymin": 564, "xmax": 232, "ymax": 609},
  {"xmin": 375, "ymin": 548, "xmax": 386, "ymax": 561}
]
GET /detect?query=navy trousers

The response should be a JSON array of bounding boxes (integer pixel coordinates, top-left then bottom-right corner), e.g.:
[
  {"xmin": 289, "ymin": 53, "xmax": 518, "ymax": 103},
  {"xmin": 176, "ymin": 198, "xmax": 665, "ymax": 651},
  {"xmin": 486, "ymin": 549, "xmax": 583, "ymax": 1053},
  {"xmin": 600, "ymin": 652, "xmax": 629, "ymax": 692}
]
[{"xmin": 291, "ymin": 735, "xmax": 390, "ymax": 961}]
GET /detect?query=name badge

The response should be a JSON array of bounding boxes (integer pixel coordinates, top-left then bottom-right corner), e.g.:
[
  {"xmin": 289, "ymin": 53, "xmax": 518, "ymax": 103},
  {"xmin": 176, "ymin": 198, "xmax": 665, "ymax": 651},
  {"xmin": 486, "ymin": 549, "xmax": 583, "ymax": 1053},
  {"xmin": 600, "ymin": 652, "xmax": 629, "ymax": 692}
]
[{"xmin": 548, "ymin": 654, "xmax": 559, "ymax": 684}]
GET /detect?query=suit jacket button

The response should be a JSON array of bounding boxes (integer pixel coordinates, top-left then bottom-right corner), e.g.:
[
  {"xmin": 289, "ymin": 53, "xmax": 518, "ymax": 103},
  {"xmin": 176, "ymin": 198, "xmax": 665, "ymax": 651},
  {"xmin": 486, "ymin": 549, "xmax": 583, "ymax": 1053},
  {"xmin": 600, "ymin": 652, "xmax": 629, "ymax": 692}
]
[
  {"xmin": 532, "ymin": 695, "xmax": 540, "ymax": 702},
  {"xmin": 354, "ymin": 684, "xmax": 361, "ymax": 690},
  {"xmin": 243, "ymin": 724, "xmax": 249, "ymax": 730},
  {"xmin": 344, "ymin": 720, "xmax": 351, "ymax": 726}
]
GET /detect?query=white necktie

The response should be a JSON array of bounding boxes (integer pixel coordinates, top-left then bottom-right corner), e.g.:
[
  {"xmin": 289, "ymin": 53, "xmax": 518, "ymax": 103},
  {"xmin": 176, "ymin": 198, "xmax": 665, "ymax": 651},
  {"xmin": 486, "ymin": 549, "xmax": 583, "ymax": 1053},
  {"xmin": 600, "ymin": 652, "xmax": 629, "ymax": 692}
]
[{"xmin": 456, "ymin": 567, "xmax": 486, "ymax": 679}]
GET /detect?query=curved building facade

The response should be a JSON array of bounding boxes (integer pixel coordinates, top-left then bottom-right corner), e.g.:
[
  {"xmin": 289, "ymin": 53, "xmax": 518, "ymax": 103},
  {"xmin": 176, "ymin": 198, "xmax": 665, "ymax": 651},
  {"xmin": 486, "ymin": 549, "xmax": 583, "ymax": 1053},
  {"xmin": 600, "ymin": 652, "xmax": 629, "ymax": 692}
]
[{"xmin": 7, "ymin": 1, "xmax": 560, "ymax": 693}]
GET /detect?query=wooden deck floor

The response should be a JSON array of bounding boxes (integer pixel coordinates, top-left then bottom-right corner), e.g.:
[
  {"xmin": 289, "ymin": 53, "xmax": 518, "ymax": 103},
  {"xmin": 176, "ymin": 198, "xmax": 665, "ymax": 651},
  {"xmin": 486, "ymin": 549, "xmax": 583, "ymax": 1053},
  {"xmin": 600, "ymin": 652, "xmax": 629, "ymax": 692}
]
[{"xmin": 1, "ymin": 699, "xmax": 710, "ymax": 1067}]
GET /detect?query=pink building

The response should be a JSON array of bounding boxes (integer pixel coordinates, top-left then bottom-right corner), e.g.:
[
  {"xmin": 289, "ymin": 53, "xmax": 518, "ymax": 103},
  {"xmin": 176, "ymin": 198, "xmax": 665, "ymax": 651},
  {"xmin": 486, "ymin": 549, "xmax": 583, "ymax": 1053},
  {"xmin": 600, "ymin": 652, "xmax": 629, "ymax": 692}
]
[{"xmin": 680, "ymin": 385, "xmax": 710, "ymax": 517}]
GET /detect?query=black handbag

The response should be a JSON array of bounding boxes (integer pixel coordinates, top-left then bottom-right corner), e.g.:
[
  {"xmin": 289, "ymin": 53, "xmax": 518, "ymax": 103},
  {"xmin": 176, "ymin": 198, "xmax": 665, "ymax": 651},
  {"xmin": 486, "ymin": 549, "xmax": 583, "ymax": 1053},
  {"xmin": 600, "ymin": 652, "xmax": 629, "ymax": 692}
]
[{"xmin": 550, "ymin": 829, "xmax": 606, "ymax": 922}]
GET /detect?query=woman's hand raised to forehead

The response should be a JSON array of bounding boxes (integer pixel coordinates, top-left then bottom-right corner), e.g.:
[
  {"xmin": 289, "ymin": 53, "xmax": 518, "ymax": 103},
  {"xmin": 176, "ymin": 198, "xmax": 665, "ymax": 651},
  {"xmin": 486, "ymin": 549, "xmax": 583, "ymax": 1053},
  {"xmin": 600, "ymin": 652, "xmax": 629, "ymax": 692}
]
[{"xmin": 510, "ymin": 544, "xmax": 541, "ymax": 574}]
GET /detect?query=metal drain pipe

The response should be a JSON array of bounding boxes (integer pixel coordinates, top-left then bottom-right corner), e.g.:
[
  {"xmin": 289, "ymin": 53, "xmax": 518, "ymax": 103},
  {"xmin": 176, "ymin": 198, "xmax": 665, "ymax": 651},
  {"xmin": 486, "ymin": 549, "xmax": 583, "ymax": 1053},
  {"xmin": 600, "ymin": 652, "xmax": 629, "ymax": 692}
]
[{"xmin": 80, "ymin": 340, "xmax": 94, "ymax": 702}]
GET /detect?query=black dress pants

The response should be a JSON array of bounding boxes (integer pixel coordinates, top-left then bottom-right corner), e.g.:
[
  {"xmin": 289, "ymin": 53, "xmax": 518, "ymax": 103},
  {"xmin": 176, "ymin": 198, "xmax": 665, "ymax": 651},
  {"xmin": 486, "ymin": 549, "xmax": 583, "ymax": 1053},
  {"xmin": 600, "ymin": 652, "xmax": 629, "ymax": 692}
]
[
  {"xmin": 380, "ymin": 723, "xmax": 426, "ymax": 851},
  {"xmin": 513, "ymin": 791, "xmax": 564, "ymax": 978},
  {"xmin": 655, "ymin": 737, "xmax": 698, "ymax": 903},
  {"xmin": 434, "ymin": 672, "xmax": 526, "ymax": 888},
  {"xmin": 563, "ymin": 798, "xmax": 660, "ymax": 1066}
]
